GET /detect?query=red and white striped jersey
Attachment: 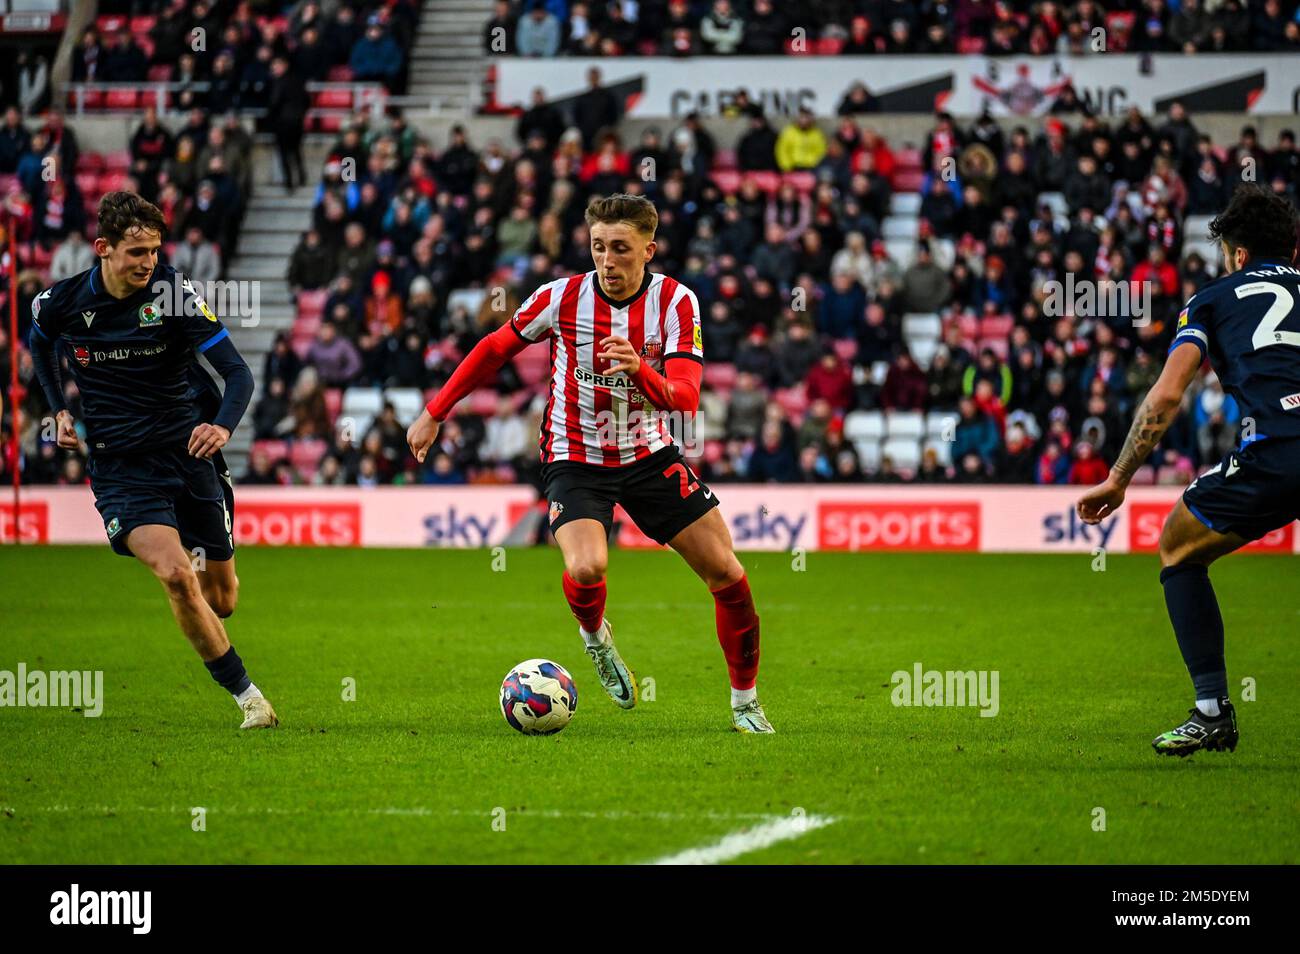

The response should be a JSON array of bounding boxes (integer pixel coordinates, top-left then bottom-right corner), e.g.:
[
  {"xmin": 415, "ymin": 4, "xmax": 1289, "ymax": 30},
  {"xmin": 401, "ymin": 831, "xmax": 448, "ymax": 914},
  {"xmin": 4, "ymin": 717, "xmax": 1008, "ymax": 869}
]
[{"xmin": 510, "ymin": 269, "xmax": 703, "ymax": 466}]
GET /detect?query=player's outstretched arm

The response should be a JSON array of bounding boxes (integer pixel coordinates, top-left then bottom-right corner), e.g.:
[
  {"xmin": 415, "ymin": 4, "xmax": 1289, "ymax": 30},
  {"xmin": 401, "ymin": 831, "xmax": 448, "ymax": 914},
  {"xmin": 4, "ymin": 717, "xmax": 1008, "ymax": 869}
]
[
  {"xmin": 1077, "ymin": 342, "xmax": 1204, "ymax": 524},
  {"xmin": 190, "ymin": 336, "xmax": 255, "ymax": 459},
  {"xmin": 407, "ymin": 322, "xmax": 529, "ymax": 463}
]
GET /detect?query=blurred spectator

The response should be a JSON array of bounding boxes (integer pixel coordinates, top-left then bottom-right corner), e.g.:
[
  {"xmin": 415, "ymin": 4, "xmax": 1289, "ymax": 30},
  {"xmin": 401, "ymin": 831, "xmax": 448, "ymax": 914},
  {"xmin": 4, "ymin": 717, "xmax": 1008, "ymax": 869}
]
[
  {"xmin": 171, "ymin": 225, "xmax": 222, "ymax": 284},
  {"xmin": 50, "ymin": 231, "xmax": 94, "ymax": 282},
  {"xmin": 517, "ymin": 4, "xmax": 562, "ymax": 57},
  {"xmin": 776, "ymin": 108, "xmax": 827, "ymax": 172},
  {"xmin": 307, "ymin": 322, "xmax": 363, "ymax": 387}
]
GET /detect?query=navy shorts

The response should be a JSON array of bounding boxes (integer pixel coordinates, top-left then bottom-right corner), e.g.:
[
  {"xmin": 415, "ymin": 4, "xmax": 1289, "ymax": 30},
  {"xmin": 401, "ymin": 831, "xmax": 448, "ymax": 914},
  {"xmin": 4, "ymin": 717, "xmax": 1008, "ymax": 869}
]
[
  {"xmin": 1183, "ymin": 437, "xmax": 1300, "ymax": 541},
  {"xmin": 541, "ymin": 445, "xmax": 719, "ymax": 546},
  {"xmin": 88, "ymin": 445, "xmax": 235, "ymax": 560}
]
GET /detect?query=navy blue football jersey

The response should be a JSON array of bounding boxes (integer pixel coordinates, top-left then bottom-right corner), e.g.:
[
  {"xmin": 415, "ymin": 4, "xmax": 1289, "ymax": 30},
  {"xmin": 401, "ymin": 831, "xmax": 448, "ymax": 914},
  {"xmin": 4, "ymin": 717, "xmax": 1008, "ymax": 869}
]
[
  {"xmin": 1169, "ymin": 257, "xmax": 1300, "ymax": 441},
  {"xmin": 30, "ymin": 263, "xmax": 229, "ymax": 454}
]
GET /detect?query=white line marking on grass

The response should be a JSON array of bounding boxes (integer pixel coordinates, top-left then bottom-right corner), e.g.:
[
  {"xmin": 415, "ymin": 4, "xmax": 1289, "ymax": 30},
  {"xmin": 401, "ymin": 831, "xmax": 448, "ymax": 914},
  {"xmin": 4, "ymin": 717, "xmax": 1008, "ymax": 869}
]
[{"xmin": 648, "ymin": 814, "xmax": 836, "ymax": 865}]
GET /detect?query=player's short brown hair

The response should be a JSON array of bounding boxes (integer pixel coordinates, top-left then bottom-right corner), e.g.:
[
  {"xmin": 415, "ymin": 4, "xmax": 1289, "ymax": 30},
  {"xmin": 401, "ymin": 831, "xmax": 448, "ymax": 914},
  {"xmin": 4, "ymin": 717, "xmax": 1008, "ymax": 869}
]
[
  {"xmin": 584, "ymin": 193, "xmax": 658, "ymax": 238},
  {"xmin": 97, "ymin": 191, "xmax": 167, "ymax": 246}
]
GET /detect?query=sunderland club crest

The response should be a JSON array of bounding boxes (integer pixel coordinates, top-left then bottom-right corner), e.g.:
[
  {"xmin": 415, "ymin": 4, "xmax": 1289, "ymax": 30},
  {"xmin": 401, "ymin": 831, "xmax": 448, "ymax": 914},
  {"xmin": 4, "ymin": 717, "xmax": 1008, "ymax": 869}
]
[{"xmin": 74, "ymin": 345, "xmax": 90, "ymax": 367}]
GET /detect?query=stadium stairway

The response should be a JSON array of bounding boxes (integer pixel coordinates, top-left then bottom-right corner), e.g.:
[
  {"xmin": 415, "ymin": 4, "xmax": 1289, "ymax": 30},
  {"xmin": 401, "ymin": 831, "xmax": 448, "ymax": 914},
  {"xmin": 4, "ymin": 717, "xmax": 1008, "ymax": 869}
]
[
  {"xmin": 407, "ymin": 0, "xmax": 495, "ymax": 114},
  {"xmin": 217, "ymin": 142, "xmax": 333, "ymax": 476}
]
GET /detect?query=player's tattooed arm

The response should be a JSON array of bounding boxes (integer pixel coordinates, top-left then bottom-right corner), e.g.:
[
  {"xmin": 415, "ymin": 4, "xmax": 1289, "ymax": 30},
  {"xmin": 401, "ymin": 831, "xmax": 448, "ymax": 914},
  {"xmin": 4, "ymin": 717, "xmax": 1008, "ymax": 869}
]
[
  {"xmin": 1109, "ymin": 343, "xmax": 1205, "ymax": 487},
  {"xmin": 1109, "ymin": 398, "xmax": 1175, "ymax": 484},
  {"xmin": 1077, "ymin": 343, "xmax": 1202, "ymax": 525}
]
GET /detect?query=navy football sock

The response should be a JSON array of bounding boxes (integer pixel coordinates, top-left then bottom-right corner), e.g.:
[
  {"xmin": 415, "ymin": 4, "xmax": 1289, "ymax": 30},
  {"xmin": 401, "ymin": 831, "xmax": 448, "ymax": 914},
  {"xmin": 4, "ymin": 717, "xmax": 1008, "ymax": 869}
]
[
  {"xmin": 1160, "ymin": 563, "xmax": 1228, "ymax": 700},
  {"xmin": 204, "ymin": 645, "xmax": 252, "ymax": 696}
]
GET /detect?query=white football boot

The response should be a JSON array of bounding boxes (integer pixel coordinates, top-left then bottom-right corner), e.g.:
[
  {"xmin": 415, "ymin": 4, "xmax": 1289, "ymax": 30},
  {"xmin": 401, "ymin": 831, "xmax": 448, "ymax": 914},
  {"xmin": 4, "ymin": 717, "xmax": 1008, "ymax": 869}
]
[
  {"xmin": 731, "ymin": 698, "xmax": 775, "ymax": 734},
  {"xmin": 584, "ymin": 619, "xmax": 637, "ymax": 709},
  {"xmin": 239, "ymin": 695, "xmax": 280, "ymax": 729}
]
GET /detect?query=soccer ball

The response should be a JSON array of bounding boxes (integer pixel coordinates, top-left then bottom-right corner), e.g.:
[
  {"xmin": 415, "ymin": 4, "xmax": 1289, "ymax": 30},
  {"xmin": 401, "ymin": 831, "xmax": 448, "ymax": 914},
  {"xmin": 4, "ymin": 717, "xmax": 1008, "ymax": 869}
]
[{"xmin": 500, "ymin": 659, "xmax": 578, "ymax": 735}]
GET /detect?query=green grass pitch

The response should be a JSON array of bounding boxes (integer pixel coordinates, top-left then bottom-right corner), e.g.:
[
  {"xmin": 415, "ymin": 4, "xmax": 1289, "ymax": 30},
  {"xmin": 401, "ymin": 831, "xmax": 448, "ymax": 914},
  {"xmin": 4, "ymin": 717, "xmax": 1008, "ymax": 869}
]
[{"xmin": 2, "ymin": 545, "xmax": 1297, "ymax": 864}]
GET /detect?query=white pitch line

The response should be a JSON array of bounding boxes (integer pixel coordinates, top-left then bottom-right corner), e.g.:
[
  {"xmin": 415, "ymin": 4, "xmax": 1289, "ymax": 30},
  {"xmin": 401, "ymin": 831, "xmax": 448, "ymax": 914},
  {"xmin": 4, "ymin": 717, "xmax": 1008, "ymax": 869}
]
[{"xmin": 648, "ymin": 814, "xmax": 835, "ymax": 865}]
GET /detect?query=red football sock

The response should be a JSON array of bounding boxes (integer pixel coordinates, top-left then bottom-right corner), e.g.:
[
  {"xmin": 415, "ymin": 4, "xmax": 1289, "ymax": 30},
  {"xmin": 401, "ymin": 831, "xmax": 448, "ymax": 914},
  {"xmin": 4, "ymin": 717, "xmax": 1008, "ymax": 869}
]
[
  {"xmin": 712, "ymin": 575, "xmax": 760, "ymax": 690},
  {"xmin": 562, "ymin": 570, "xmax": 606, "ymax": 634}
]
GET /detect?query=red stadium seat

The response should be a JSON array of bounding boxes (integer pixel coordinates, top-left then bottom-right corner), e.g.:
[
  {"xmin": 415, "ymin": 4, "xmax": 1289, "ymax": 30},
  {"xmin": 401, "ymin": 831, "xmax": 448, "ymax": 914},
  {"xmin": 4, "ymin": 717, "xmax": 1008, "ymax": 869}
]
[
  {"xmin": 103, "ymin": 151, "xmax": 132, "ymax": 171},
  {"xmin": 76, "ymin": 153, "xmax": 105, "ymax": 173},
  {"xmin": 832, "ymin": 338, "xmax": 859, "ymax": 363},
  {"xmin": 893, "ymin": 170, "xmax": 924, "ymax": 192},
  {"xmin": 327, "ymin": 65, "xmax": 354, "ymax": 82},
  {"xmin": 147, "ymin": 64, "xmax": 173, "ymax": 82},
  {"xmin": 977, "ymin": 314, "xmax": 1015, "ymax": 340},
  {"xmin": 782, "ymin": 171, "xmax": 816, "ymax": 195},
  {"xmin": 513, "ymin": 347, "xmax": 551, "ymax": 387},
  {"xmin": 297, "ymin": 289, "xmax": 328, "ymax": 321},
  {"xmin": 977, "ymin": 337, "xmax": 1010, "ymax": 361},
  {"xmin": 702, "ymin": 362, "xmax": 738, "ymax": 391},
  {"xmin": 290, "ymin": 330, "xmax": 314, "ymax": 359},
  {"xmin": 944, "ymin": 311, "xmax": 979, "ymax": 340},
  {"xmin": 308, "ymin": 114, "xmax": 343, "ymax": 133},
  {"xmin": 130, "ymin": 15, "xmax": 156, "ymax": 35},
  {"xmin": 75, "ymin": 171, "xmax": 100, "ymax": 197},
  {"xmin": 748, "ymin": 171, "xmax": 782, "ymax": 194},
  {"xmin": 1130, "ymin": 465, "xmax": 1156, "ymax": 486},
  {"xmin": 251, "ymin": 439, "xmax": 289, "ymax": 463},
  {"xmin": 773, "ymin": 384, "xmax": 809, "ymax": 422},
  {"xmin": 710, "ymin": 170, "xmax": 741, "ymax": 194},
  {"xmin": 957, "ymin": 37, "xmax": 986, "ymax": 54},
  {"xmin": 815, "ymin": 37, "xmax": 845, "ymax": 55},
  {"xmin": 293, "ymin": 314, "xmax": 321, "ymax": 343},
  {"xmin": 69, "ymin": 89, "xmax": 104, "ymax": 111},
  {"xmin": 714, "ymin": 149, "xmax": 738, "ymax": 171},
  {"xmin": 98, "ymin": 171, "xmax": 129, "ymax": 194},
  {"xmin": 105, "ymin": 89, "xmax": 140, "ymax": 110},
  {"xmin": 313, "ymin": 89, "xmax": 353, "ymax": 109},
  {"xmin": 324, "ymin": 388, "xmax": 343, "ymax": 426},
  {"xmin": 97, "ymin": 15, "xmax": 127, "ymax": 33},
  {"xmin": 290, "ymin": 439, "xmax": 328, "ymax": 479},
  {"xmin": 466, "ymin": 389, "xmax": 502, "ymax": 418},
  {"xmin": 894, "ymin": 148, "xmax": 922, "ymax": 172}
]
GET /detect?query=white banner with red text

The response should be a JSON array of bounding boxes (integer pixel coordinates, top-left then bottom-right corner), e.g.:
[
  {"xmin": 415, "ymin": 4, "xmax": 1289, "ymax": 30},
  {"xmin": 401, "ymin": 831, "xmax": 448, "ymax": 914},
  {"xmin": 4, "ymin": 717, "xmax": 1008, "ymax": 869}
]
[
  {"xmin": 4, "ymin": 485, "xmax": 1296, "ymax": 554},
  {"xmin": 495, "ymin": 54, "xmax": 1300, "ymax": 118}
]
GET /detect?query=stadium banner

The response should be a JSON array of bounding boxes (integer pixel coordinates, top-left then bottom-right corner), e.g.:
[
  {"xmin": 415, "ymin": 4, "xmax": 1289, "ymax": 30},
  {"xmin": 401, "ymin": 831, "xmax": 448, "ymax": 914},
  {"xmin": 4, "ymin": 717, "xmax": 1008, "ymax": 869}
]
[
  {"xmin": 495, "ymin": 54, "xmax": 1300, "ymax": 119},
  {"xmin": 7, "ymin": 486, "xmax": 1298, "ymax": 553}
]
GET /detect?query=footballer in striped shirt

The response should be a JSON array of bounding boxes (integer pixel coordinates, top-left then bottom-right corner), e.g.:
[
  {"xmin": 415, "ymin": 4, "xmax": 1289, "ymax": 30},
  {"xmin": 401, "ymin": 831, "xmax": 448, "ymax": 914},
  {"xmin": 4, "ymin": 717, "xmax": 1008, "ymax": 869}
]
[{"xmin": 408, "ymin": 194, "xmax": 772, "ymax": 733}]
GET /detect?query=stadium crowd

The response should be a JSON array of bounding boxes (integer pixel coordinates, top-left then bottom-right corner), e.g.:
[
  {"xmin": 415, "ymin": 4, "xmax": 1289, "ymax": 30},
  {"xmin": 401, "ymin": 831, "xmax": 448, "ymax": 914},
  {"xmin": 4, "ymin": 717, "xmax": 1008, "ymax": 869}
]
[
  {"xmin": 7, "ymin": 1, "xmax": 1300, "ymax": 491},
  {"xmin": 487, "ymin": 0, "xmax": 1300, "ymax": 58},
  {"xmin": 234, "ymin": 91, "xmax": 1297, "ymax": 489}
]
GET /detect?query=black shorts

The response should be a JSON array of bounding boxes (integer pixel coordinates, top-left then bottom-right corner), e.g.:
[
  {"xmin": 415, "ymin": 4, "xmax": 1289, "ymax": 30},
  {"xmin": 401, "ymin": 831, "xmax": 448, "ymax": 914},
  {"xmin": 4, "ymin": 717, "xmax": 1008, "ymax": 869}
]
[
  {"xmin": 1183, "ymin": 436, "xmax": 1300, "ymax": 541},
  {"xmin": 541, "ymin": 445, "xmax": 719, "ymax": 546},
  {"xmin": 88, "ymin": 445, "xmax": 235, "ymax": 560}
]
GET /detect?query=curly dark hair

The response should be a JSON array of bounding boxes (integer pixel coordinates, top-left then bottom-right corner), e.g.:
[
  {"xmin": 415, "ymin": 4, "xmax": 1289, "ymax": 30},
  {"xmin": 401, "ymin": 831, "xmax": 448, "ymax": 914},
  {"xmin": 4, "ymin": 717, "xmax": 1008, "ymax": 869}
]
[
  {"xmin": 1208, "ymin": 184, "xmax": 1298, "ymax": 262},
  {"xmin": 97, "ymin": 190, "xmax": 167, "ymax": 246}
]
